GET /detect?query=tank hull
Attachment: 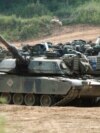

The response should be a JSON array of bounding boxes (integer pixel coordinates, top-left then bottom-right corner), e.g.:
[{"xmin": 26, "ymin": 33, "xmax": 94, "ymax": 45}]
[
  {"xmin": 0, "ymin": 73, "xmax": 82, "ymax": 106},
  {"xmin": 0, "ymin": 74, "xmax": 73, "ymax": 95},
  {"xmin": 0, "ymin": 73, "xmax": 100, "ymax": 106}
]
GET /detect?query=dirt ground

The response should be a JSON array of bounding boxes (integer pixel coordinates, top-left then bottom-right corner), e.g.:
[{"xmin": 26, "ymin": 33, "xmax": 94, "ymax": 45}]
[
  {"xmin": 0, "ymin": 25, "xmax": 100, "ymax": 133},
  {"xmin": 0, "ymin": 105, "xmax": 100, "ymax": 133}
]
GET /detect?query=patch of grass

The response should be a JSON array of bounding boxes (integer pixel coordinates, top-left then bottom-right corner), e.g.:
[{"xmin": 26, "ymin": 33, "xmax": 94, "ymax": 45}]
[
  {"xmin": 0, "ymin": 97, "xmax": 7, "ymax": 104},
  {"xmin": 0, "ymin": 117, "xmax": 5, "ymax": 133}
]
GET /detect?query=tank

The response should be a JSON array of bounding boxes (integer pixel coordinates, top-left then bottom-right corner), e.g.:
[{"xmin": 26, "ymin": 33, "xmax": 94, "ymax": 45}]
[{"xmin": 0, "ymin": 35, "xmax": 100, "ymax": 106}]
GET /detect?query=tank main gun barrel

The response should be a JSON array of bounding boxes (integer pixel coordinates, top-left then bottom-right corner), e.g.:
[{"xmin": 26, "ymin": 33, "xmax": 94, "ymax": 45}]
[{"xmin": 0, "ymin": 35, "xmax": 24, "ymax": 61}]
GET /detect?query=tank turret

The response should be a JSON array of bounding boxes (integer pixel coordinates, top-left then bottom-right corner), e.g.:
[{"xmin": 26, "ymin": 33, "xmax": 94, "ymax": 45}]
[
  {"xmin": 0, "ymin": 36, "xmax": 72, "ymax": 76},
  {"xmin": 0, "ymin": 35, "xmax": 96, "ymax": 76},
  {"xmin": 0, "ymin": 35, "xmax": 29, "ymax": 74}
]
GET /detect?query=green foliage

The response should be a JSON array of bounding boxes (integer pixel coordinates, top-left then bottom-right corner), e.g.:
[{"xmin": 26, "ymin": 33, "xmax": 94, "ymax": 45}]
[
  {"xmin": 0, "ymin": 0, "xmax": 100, "ymax": 41},
  {"xmin": 0, "ymin": 97, "xmax": 7, "ymax": 104},
  {"xmin": 54, "ymin": 7, "xmax": 73, "ymax": 18},
  {"xmin": 0, "ymin": 15, "xmax": 52, "ymax": 41},
  {"xmin": 0, "ymin": 117, "xmax": 5, "ymax": 133},
  {"xmin": 74, "ymin": 1, "xmax": 100, "ymax": 24}
]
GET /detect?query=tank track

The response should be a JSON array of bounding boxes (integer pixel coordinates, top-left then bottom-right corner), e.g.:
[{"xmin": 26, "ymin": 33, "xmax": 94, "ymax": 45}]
[
  {"xmin": 53, "ymin": 88, "xmax": 79, "ymax": 106},
  {"xmin": 0, "ymin": 89, "xmax": 80, "ymax": 106}
]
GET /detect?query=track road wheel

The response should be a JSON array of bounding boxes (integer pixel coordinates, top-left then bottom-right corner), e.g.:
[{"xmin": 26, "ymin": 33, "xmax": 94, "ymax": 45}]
[
  {"xmin": 24, "ymin": 94, "xmax": 38, "ymax": 106},
  {"xmin": 40, "ymin": 95, "xmax": 54, "ymax": 106},
  {"xmin": 13, "ymin": 94, "xmax": 23, "ymax": 105},
  {"xmin": 1, "ymin": 93, "xmax": 11, "ymax": 104}
]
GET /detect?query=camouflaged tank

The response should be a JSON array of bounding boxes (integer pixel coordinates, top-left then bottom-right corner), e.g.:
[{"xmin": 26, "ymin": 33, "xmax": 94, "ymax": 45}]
[{"xmin": 0, "ymin": 35, "xmax": 100, "ymax": 106}]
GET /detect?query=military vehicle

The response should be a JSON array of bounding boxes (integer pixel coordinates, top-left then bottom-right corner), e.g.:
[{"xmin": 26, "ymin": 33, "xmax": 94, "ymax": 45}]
[
  {"xmin": 21, "ymin": 42, "xmax": 53, "ymax": 56},
  {"xmin": 71, "ymin": 39, "xmax": 87, "ymax": 53},
  {"xmin": 0, "ymin": 35, "xmax": 100, "ymax": 106}
]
